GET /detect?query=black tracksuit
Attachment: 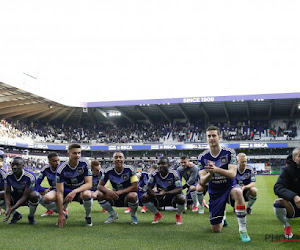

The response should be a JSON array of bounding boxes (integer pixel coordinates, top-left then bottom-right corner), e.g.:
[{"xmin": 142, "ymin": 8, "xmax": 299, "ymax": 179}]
[{"xmin": 274, "ymin": 155, "xmax": 300, "ymax": 201}]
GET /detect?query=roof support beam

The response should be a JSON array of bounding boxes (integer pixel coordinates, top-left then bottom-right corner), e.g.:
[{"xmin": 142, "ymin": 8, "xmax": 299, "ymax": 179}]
[
  {"xmin": 245, "ymin": 101, "xmax": 250, "ymax": 121},
  {"xmin": 199, "ymin": 103, "xmax": 210, "ymax": 125},
  {"xmin": 135, "ymin": 106, "xmax": 153, "ymax": 124},
  {"xmin": 177, "ymin": 104, "xmax": 190, "ymax": 121},
  {"xmin": 0, "ymin": 105, "xmax": 48, "ymax": 120},
  {"xmin": 15, "ymin": 108, "xmax": 51, "ymax": 120},
  {"xmin": 223, "ymin": 102, "xmax": 230, "ymax": 121},
  {"xmin": 46, "ymin": 108, "xmax": 69, "ymax": 123},
  {"xmin": 157, "ymin": 105, "xmax": 172, "ymax": 123},
  {"xmin": 115, "ymin": 107, "xmax": 135, "ymax": 124},
  {"xmin": 268, "ymin": 101, "xmax": 273, "ymax": 120},
  {"xmin": 62, "ymin": 108, "xmax": 77, "ymax": 124},
  {"xmin": 0, "ymin": 87, "xmax": 17, "ymax": 94},
  {"xmin": 32, "ymin": 107, "xmax": 62, "ymax": 121},
  {"xmin": 78, "ymin": 108, "xmax": 83, "ymax": 125},
  {"xmin": 0, "ymin": 103, "xmax": 48, "ymax": 115},
  {"xmin": 0, "ymin": 99, "xmax": 38, "ymax": 110},
  {"xmin": 0, "ymin": 94, "xmax": 28, "ymax": 101},
  {"xmin": 290, "ymin": 100, "xmax": 297, "ymax": 120}
]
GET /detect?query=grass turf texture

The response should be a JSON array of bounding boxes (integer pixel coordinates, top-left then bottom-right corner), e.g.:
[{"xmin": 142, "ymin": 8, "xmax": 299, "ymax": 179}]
[{"xmin": 1, "ymin": 175, "xmax": 299, "ymax": 249}]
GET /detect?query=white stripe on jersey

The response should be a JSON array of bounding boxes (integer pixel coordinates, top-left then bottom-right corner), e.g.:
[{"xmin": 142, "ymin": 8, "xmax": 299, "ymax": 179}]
[
  {"xmin": 24, "ymin": 171, "xmax": 35, "ymax": 182},
  {"xmin": 104, "ymin": 166, "xmax": 114, "ymax": 174},
  {"xmin": 124, "ymin": 165, "xmax": 135, "ymax": 173},
  {"xmin": 40, "ymin": 165, "xmax": 51, "ymax": 173},
  {"xmin": 151, "ymin": 170, "xmax": 159, "ymax": 176},
  {"xmin": 245, "ymin": 165, "xmax": 254, "ymax": 172},
  {"xmin": 222, "ymin": 146, "xmax": 236, "ymax": 155},
  {"xmin": 169, "ymin": 169, "xmax": 180, "ymax": 178},
  {"xmin": 0, "ymin": 169, "xmax": 7, "ymax": 179},
  {"xmin": 80, "ymin": 158, "xmax": 90, "ymax": 168},
  {"xmin": 56, "ymin": 161, "xmax": 69, "ymax": 174},
  {"xmin": 198, "ymin": 149, "xmax": 210, "ymax": 160}
]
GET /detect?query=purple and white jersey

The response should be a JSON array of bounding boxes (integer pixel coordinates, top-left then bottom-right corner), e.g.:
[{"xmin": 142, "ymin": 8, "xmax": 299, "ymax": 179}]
[
  {"xmin": 56, "ymin": 158, "xmax": 92, "ymax": 192},
  {"xmin": 148, "ymin": 169, "xmax": 182, "ymax": 191},
  {"xmin": 198, "ymin": 147, "xmax": 237, "ymax": 197},
  {"xmin": 0, "ymin": 168, "xmax": 7, "ymax": 190},
  {"xmin": 91, "ymin": 170, "xmax": 103, "ymax": 191},
  {"xmin": 36, "ymin": 165, "xmax": 57, "ymax": 192},
  {"xmin": 101, "ymin": 165, "xmax": 137, "ymax": 191},
  {"xmin": 5, "ymin": 169, "xmax": 36, "ymax": 193},
  {"xmin": 138, "ymin": 171, "xmax": 149, "ymax": 193},
  {"xmin": 236, "ymin": 165, "xmax": 256, "ymax": 186}
]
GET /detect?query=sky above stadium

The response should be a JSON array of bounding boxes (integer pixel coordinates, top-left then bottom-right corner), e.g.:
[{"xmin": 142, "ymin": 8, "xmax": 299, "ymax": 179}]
[{"xmin": 1, "ymin": 1, "xmax": 300, "ymax": 107}]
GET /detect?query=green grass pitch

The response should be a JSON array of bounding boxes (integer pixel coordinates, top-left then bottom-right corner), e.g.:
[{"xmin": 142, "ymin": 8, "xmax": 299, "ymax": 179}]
[{"xmin": 1, "ymin": 175, "xmax": 299, "ymax": 249}]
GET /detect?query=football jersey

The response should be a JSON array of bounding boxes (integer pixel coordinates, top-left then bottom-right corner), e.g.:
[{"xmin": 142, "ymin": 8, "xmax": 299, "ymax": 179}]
[
  {"xmin": 148, "ymin": 169, "xmax": 182, "ymax": 191},
  {"xmin": 198, "ymin": 147, "xmax": 237, "ymax": 197},
  {"xmin": 101, "ymin": 165, "xmax": 138, "ymax": 191},
  {"xmin": 36, "ymin": 165, "xmax": 57, "ymax": 192},
  {"xmin": 91, "ymin": 170, "xmax": 103, "ymax": 191},
  {"xmin": 236, "ymin": 165, "xmax": 256, "ymax": 186},
  {"xmin": 56, "ymin": 158, "xmax": 92, "ymax": 192},
  {"xmin": 138, "ymin": 171, "xmax": 149, "ymax": 193},
  {"xmin": 5, "ymin": 169, "xmax": 36, "ymax": 193},
  {"xmin": 0, "ymin": 168, "xmax": 7, "ymax": 190}
]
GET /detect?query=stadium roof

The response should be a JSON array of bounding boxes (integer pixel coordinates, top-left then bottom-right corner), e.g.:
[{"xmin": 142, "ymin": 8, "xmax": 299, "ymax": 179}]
[{"xmin": 1, "ymin": 81, "xmax": 300, "ymax": 125}]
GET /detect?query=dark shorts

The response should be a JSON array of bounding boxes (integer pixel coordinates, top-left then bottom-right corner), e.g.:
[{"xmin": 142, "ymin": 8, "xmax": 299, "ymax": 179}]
[
  {"xmin": 209, "ymin": 185, "xmax": 239, "ymax": 225},
  {"xmin": 243, "ymin": 190, "xmax": 249, "ymax": 202},
  {"xmin": 137, "ymin": 191, "xmax": 145, "ymax": 206},
  {"xmin": 288, "ymin": 199, "xmax": 300, "ymax": 219},
  {"xmin": 11, "ymin": 191, "xmax": 29, "ymax": 206},
  {"xmin": 111, "ymin": 194, "xmax": 128, "ymax": 207},
  {"xmin": 11, "ymin": 190, "xmax": 39, "ymax": 206},
  {"xmin": 152, "ymin": 193, "xmax": 183, "ymax": 208},
  {"xmin": 63, "ymin": 190, "xmax": 83, "ymax": 203}
]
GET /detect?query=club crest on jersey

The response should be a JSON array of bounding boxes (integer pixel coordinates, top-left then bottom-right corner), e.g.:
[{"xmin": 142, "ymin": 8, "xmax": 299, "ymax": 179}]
[
  {"xmin": 20, "ymin": 182, "xmax": 26, "ymax": 189},
  {"xmin": 167, "ymin": 178, "xmax": 173, "ymax": 186},
  {"xmin": 220, "ymin": 156, "xmax": 228, "ymax": 164},
  {"xmin": 244, "ymin": 173, "xmax": 250, "ymax": 179},
  {"xmin": 122, "ymin": 174, "xmax": 129, "ymax": 181},
  {"xmin": 78, "ymin": 167, "xmax": 84, "ymax": 174}
]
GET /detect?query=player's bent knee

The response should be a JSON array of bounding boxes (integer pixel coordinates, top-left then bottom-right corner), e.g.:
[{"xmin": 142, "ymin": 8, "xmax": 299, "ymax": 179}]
[
  {"xmin": 250, "ymin": 187, "xmax": 258, "ymax": 196},
  {"xmin": 126, "ymin": 192, "xmax": 138, "ymax": 202},
  {"xmin": 141, "ymin": 194, "xmax": 150, "ymax": 203},
  {"xmin": 29, "ymin": 191, "xmax": 41, "ymax": 203},
  {"xmin": 231, "ymin": 188, "xmax": 243, "ymax": 201},
  {"xmin": 274, "ymin": 198, "xmax": 287, "ymax": 207},
  {"xmin": 81, "ymin": 190, "xmax": 92, "ymax": 199},
  {"xmin": 196, "ymin": 184, "xmax": 204, "ymax": 192},
  {"xmin": 211, "ymin": 225, "xmax": 222, "ymax": 233},
  {"xmin": 44, "ymin": 191, "xmax": 57, "ymax": 202},
  {"xmin": 175, "ymin": 194, "xmax": 186, "ymax": 205}
]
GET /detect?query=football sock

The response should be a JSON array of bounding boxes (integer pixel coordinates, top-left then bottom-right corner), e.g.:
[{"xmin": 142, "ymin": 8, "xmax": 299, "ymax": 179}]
[
  {"xmin": 235, "ymin": 205, "xmax": 247, "ymax": 231},
  {"xmin": 99, "ymin": 200, "xmax": 116, "ymax": 216},
  {"xmin": 190, "ymin": 190, "xmax": 198, "ymax": 207},
  {"xmin": 28, "ymin": 200, "xmax": 39, "ymax": 217},
  {"xmin": 42, "ymin": 200, "xmax": 59, "ymax": 213},
  {"xmin": 83, "ymin": 198, "xmax": 93, "ymax": 218},
  {"xmin": 177, "ymin": 203, "xmax": 185, "ymax": 215},
  {"xmin": 144, "ymin": 202, "xmax": 158, "ymax": 214},
  {"xmin": 247, "ymin": 195, "xmax": 257, "ymax": 208},
  {"xmin": 197, "ymin": 192, "xmax": 204, "ymax": 208},
  {"xmin": 128, "ymin": 201, "xmax": 138, "ymax": 217},
  {"xmin": 274, "ymin": 203, "xmax": 290, "ymax": 227}
]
